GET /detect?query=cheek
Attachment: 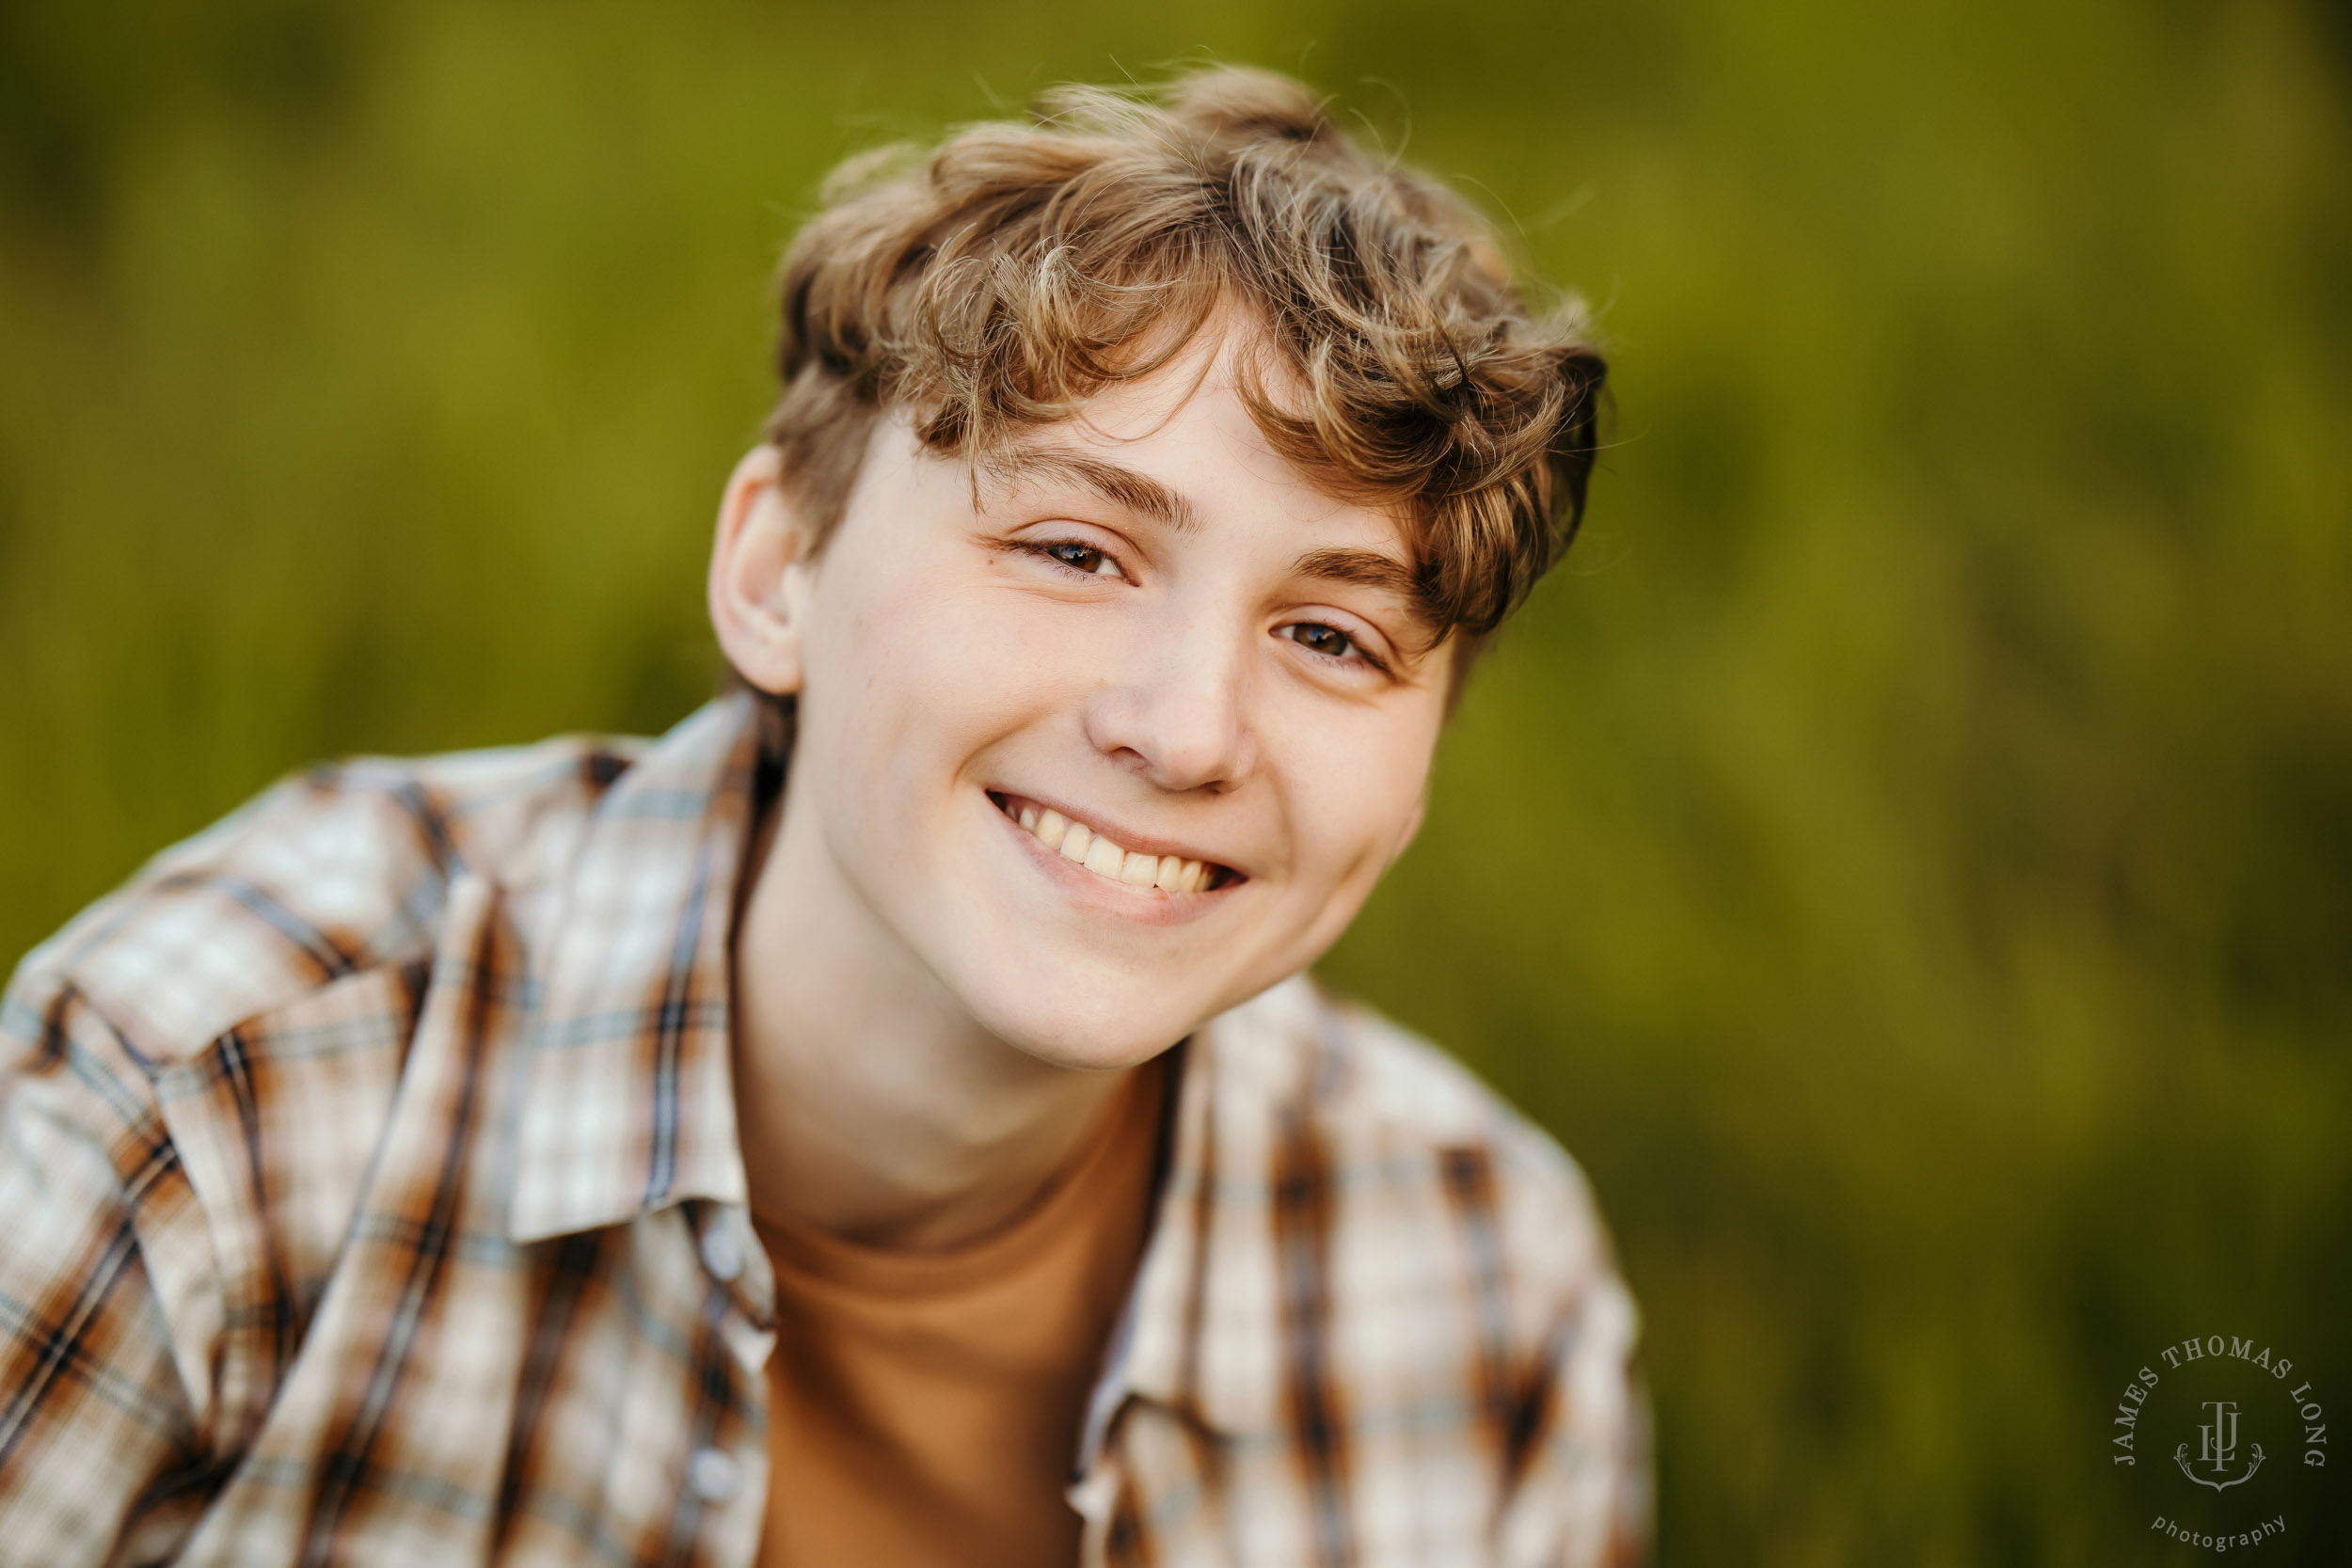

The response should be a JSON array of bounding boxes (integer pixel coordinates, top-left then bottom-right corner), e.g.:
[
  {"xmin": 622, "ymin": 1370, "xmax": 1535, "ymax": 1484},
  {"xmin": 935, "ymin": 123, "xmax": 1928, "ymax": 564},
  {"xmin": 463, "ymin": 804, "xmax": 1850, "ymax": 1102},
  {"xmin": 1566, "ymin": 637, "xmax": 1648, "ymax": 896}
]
[
  {"xmin": 1279, "ymin": 703, "xmax": 1443, "ymax": 895},
  {"xmin": 803, "ymin": 567, "xmax": 1072, "ymax": 814},
  {"xmin": 792, "ymin": 566, "xmax": 946, "ymax": 847}
]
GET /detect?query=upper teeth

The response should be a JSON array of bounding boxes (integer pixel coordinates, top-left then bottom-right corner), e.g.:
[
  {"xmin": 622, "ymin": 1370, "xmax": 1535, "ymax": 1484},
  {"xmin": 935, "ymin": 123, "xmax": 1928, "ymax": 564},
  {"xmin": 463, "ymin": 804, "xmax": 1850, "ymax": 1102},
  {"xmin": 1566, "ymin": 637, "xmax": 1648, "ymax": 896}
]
[{"xmin": 1013, "ymin": 801, "xmax": 1208, "ymax": 894}]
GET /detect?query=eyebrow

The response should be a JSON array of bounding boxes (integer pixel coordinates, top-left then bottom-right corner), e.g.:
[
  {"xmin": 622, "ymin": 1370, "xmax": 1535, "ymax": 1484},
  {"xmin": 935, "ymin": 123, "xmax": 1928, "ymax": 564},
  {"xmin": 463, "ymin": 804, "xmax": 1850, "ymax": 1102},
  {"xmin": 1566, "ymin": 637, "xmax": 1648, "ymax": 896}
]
[
  {"xmin": 1290, "ymin": 546, "xmax": 1422, "ymax": 601},
  {"xmin": 984, "ymin": 446, "xmax": 1198, "ymax": 535},
  {"xmin": 1293, "ymin": 546, "xmax": 1443, "ymax": 651}
]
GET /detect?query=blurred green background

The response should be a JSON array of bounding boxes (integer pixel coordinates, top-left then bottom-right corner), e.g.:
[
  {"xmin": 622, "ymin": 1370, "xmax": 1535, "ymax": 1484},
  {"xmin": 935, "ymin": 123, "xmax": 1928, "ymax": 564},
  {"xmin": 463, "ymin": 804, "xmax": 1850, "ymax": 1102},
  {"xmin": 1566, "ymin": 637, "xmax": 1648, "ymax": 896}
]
[{"xmin": 3, "ymin": 0, "xmax": 2346, "ymax": 1560}]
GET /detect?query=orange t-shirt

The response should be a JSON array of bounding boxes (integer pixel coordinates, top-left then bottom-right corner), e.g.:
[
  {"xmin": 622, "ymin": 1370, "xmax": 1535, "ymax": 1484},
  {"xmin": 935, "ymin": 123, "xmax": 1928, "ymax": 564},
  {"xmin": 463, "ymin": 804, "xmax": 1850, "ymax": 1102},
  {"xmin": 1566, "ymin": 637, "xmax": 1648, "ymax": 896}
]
[{"xmin": 751, "ymin": 1060, "xmax": 1166, "ymax": 1568}]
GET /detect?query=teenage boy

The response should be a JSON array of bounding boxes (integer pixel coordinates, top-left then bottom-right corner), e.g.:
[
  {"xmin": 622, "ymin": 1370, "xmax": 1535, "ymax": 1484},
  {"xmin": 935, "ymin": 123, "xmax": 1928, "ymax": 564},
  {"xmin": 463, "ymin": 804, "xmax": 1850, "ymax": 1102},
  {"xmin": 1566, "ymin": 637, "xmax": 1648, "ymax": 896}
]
[{"xmin": 0, "ymin": 69, "xmax": 1644, "ymax": 1568}]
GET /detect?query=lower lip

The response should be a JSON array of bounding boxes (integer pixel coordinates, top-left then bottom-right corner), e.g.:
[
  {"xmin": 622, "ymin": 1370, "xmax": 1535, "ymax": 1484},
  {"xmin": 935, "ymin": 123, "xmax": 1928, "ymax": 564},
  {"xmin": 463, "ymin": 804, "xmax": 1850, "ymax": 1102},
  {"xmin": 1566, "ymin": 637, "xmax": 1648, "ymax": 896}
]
[{"xmin": 990, "ymin": 800, "xmax": 1231, "ymax": 926}]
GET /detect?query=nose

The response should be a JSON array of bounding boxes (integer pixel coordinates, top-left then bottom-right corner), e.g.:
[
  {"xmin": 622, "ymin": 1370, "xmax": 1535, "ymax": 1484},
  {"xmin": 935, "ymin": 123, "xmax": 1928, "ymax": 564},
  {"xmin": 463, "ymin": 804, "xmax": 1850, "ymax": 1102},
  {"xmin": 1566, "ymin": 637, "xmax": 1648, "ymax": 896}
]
[{"xmin": 1081, "ymin": 614, "xmax": 1258, "ymax": 793}]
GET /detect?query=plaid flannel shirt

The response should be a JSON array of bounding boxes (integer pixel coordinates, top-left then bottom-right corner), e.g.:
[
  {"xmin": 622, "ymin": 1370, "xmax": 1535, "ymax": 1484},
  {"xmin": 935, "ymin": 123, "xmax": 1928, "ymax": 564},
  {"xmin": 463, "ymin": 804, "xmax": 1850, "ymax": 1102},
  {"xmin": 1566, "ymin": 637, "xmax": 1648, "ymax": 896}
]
[{"xmin": 0, "ymin": 695, "xmax": 1647, "ymax": 1567}]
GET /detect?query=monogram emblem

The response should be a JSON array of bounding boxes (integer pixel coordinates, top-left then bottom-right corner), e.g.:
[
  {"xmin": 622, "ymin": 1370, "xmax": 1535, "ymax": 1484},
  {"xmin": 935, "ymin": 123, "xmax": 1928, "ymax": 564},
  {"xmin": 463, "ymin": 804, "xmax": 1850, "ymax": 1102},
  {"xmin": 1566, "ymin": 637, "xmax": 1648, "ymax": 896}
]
[{"xmin": 2174, "ymin": 1400, "xmax": 2265, "ymax": 1492}]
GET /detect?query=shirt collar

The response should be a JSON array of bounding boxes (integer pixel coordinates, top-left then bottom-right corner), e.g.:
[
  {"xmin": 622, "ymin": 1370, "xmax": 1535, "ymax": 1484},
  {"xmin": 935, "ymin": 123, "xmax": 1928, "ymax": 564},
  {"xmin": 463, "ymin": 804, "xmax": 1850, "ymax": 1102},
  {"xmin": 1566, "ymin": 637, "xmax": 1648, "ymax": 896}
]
[
  {"xmin": 1073, "ymin": 974, "xmax": 1331, "ymax": 1465},
  {"xmin": 507, "ymin": 694, "xmax": 765, "ymax": 1243}
]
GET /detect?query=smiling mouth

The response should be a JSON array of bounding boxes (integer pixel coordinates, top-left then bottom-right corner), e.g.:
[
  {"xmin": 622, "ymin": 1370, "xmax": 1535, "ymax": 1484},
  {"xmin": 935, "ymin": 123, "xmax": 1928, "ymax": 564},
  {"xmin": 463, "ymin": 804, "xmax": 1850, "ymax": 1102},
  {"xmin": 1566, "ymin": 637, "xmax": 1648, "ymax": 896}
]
[{"xmin": 988, "ymin": 792, "xmax": 1239, "ymax": 895}]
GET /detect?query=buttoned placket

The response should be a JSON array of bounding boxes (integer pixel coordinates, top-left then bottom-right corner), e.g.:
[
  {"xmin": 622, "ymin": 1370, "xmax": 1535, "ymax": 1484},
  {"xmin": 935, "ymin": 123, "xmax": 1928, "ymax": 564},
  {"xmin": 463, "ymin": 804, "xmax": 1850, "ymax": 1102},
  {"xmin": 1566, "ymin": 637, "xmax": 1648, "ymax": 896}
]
[
  {"xmin": 686, "ymin": 1199, "xmax": 778, "ymax": 1566},
  {"xmin": 1065, "ymin": 1381, "xmax": 1137, "ymax": 1558},
  {"xmin": 1062, "ymin": 1037, "xmax": 1200, "ymax": 1564}
]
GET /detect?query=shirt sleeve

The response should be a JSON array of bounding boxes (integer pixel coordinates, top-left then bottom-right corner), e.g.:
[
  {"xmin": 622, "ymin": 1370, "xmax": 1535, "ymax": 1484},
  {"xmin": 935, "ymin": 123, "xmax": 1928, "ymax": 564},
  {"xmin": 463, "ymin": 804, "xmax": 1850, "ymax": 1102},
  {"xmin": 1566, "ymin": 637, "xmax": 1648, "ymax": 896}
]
[
  {"xmin": 0, "ymin": 977, "xmax": 213, "ymax": 1568},
  {"xmin": 1493, "ymin": 1267, "xmax": 1651, "ymax": 1568}
]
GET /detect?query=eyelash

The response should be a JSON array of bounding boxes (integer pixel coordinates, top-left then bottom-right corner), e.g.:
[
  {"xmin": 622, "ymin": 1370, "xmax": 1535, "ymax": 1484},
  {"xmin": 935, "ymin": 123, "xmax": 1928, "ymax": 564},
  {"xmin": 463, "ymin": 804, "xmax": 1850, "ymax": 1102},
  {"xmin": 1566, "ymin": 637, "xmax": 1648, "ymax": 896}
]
[{"xmin": 1016, "ymin": 538, "xmax": 1391, "ymax": 675}]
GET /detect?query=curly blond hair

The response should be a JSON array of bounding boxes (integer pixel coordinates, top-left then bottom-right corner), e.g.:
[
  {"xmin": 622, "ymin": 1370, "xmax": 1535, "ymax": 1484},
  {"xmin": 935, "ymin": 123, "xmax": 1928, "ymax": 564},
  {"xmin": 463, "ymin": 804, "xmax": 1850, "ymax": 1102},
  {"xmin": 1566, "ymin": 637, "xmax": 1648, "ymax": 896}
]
[{"xmin": 767, "ymin": 67, "xmax": 1605, "ymax": 642}]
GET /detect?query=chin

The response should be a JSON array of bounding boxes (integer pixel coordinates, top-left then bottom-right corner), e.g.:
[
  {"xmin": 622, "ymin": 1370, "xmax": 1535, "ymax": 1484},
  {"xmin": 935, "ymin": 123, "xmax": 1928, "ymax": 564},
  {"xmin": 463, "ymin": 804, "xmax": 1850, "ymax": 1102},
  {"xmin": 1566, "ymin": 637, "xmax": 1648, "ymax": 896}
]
[{"xmin": 961, "ymin": 975, "xmax": 1207, "ymax": 1074}]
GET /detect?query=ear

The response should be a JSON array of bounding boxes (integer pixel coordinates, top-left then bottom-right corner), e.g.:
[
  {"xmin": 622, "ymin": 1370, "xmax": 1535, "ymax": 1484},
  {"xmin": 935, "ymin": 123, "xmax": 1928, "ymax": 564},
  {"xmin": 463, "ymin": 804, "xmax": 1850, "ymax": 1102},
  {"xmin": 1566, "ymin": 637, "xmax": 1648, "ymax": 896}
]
[{"xmin": 707, "ymin": 446, "xmax": 816, "ymax": 695}]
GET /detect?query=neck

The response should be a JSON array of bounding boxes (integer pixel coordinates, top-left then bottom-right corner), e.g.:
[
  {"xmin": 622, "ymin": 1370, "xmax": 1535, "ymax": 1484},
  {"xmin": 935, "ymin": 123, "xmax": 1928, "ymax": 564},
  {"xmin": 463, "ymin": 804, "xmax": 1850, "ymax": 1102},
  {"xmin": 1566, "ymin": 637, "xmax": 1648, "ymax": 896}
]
[{"xmin": 730, "ymin": 782, "xmax": 1130, "ymax": 1251}]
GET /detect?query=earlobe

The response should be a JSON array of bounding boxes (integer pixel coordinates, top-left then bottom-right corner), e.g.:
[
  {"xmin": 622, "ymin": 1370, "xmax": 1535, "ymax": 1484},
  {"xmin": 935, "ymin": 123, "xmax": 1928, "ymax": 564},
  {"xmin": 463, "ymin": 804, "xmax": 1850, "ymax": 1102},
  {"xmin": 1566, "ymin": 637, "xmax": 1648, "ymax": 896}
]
[{"xmin": 707, "ymin": 446, "xmax": 812, "ymax": 696}]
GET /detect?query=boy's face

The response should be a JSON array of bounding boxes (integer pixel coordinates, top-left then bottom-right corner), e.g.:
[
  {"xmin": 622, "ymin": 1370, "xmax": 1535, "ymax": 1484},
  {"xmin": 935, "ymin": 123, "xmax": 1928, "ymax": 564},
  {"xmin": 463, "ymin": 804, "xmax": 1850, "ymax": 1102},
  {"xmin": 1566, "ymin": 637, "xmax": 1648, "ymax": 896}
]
[{"xmin": 720, "ymin": 332, "xmax": 1453, "ymax": 1069}]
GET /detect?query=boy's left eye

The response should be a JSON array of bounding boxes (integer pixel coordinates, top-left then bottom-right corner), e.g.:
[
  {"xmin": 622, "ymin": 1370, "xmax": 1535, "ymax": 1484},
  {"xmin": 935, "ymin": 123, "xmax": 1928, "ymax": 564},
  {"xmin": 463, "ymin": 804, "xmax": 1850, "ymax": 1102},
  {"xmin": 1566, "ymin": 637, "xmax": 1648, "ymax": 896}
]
[
  {"xmin": 1039, "ymin": 540, "xmax": 1120, "ymax": 577},
  {"xmin": 1279, "ymin": 622, "xmax": 1361, "ymax": 661}
]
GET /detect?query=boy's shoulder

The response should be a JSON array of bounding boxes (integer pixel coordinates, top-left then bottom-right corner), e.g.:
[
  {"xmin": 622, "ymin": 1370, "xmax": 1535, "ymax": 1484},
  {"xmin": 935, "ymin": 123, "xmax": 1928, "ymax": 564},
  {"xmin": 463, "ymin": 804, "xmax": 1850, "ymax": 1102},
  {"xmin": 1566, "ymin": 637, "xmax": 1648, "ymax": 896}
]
[
  {"xmin": 1132, "ymin": 974, "xmax": 1639, "ymax": 1506},
  {"xmin": 1200, "ymin": 974, "xmax": 1619, "ymax": 1287},
  {"xmin": 4, "ymin": 729, "xmax": 648, "ymax": 1071}
]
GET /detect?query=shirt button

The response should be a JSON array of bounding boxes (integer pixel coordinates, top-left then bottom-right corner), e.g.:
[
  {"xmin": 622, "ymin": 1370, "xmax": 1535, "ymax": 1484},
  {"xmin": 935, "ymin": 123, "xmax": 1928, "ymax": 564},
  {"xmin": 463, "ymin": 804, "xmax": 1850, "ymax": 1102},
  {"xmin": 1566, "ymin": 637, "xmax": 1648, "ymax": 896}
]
[
  {"xmin": 699, "ymin": 1222, "xmax": 744, "ymax": 1282},
  {"xmin": 688, "ymin": 1446, "xmax": 739, "ymax": 1501}
]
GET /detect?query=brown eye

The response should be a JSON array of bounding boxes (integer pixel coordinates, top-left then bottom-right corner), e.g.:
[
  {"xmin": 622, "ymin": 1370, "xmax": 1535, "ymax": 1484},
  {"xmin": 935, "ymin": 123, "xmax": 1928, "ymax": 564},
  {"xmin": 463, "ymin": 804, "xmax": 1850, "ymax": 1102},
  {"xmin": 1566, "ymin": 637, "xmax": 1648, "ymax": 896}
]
[
  {"xmin": 1043, "ymin": 541, "xmax": 1114, "ymax": 576},
  {"xmin": 1282, "ymin": 623, "xmax": 1358, "ymax": 659}
]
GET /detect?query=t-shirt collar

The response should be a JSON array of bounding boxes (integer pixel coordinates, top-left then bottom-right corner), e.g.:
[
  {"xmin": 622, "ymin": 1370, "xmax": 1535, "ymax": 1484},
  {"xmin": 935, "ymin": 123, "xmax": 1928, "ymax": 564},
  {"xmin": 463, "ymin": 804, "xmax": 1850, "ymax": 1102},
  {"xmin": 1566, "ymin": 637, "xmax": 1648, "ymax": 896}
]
[{"xmin": 507, "ymin": 694, "xmax": 765, "ymax": 1243}]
